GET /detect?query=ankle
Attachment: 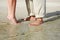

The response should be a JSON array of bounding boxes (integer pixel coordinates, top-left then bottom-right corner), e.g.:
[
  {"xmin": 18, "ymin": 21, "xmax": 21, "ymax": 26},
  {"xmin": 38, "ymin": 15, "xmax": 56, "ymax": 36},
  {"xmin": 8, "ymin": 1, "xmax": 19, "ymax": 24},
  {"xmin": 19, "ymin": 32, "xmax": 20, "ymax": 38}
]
[
  {"xmin": 30, "ymin": 15, "xmax": 35, "ymax": 17},
  {"xmin": 7, "ymin": 15, "xmax": 15, "ymax": 19},
  {"xmin": 36, "ymin": 18, "xmax": 43, "ymax": 21}
]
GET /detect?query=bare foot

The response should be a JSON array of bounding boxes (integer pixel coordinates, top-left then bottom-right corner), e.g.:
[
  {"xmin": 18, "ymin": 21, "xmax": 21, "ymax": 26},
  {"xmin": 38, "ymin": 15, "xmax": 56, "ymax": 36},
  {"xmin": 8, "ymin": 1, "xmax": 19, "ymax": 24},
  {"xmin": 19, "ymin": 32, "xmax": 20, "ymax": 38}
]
[
  {"xmin": 24, "ymin": 16, "xmax": 36, "ymax": 21},
  {"xmin": 7, "ymin": 16, "xmax": 19, "ymax": 25},
  {"xmin": 29, "ymin": 18, "xmax": 43, "ymax": 26}
]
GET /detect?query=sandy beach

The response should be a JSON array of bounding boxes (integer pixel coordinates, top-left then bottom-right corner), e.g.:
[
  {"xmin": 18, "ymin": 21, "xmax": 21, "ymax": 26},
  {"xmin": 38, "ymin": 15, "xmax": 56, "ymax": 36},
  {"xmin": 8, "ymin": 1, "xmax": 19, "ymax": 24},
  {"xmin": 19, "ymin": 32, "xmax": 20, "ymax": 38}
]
[{"xmin": 0, "ymin": 0, "xmax": 60, "ymax": 40}]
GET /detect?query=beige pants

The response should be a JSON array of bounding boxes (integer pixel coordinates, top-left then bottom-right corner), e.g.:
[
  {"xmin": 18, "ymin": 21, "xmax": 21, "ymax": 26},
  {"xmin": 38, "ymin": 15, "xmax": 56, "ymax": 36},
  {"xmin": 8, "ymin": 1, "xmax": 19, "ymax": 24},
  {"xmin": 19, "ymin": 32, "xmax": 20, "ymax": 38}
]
[{"xmin": 26, "ymin": 0, "xmax": 46, "ymax": 18}]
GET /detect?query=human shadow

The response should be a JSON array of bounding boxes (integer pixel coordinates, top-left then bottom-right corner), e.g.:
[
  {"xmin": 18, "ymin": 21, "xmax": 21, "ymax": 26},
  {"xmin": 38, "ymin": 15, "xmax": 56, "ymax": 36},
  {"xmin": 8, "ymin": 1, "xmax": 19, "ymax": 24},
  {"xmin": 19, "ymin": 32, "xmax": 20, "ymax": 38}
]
[
  {"xmin": 18, "ymin": 0, "xmax": 60, "ymax": 23},
  {"xmin": 44, "ymin": 11, "xmax": 60, "ymax": 22},
  {"xmin": 17, "ymin": 11, "xmax": 60, "ymax": 23}
]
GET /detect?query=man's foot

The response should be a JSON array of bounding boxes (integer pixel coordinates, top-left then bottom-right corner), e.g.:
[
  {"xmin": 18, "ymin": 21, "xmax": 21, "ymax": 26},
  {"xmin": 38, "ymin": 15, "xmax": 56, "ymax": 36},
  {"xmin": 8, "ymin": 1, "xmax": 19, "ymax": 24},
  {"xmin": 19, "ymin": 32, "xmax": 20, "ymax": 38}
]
[
  {"xmin": 29, "ymin": 18, "xmax": 43, "ymax": 26},
  {"xmin": 24, "ymin": 16, "xmax": 36, "ymax": 21},
  {"xmin": 7, "ymin": 16, "xmax": 19, "ymax": 25}
]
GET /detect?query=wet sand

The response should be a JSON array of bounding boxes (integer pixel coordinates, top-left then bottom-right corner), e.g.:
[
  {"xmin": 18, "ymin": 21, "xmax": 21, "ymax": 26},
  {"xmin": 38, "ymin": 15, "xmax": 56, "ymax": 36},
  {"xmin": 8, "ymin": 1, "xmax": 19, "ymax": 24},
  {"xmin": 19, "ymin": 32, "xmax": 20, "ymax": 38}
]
[{"xmin": 0, "ymin": 0, "xmax": 60, "ymax": 40}]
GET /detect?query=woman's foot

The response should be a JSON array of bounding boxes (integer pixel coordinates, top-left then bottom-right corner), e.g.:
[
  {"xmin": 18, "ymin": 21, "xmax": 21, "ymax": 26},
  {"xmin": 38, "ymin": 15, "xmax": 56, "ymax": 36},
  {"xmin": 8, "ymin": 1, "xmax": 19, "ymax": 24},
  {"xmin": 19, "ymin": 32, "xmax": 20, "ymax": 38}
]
[
  {"xmin": 29, "ymin": 18, "xmax": 43, "ymax": 26},
  {"xmin": 24, "ymin": 16, "xmax": 36, "ymax": 21},
  {"xmin": 7, "ymin": 16, "xmax": 19, "ymax": 25}
]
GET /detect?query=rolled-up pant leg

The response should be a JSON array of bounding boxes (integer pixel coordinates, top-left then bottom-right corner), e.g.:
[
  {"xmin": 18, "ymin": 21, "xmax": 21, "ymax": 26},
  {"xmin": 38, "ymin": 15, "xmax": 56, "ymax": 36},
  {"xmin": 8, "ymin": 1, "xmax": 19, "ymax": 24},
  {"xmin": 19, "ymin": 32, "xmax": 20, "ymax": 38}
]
[
  {"xmin": 29, "ymin": 0, "xmax": 35, "ymax": 16},
  {"xmin": 33, "ymin": 0, "xmax": 45, "ymax": 18},
  {"xmin": 25, "ymin": 0, "xmax": 34, "ymax": 17}
]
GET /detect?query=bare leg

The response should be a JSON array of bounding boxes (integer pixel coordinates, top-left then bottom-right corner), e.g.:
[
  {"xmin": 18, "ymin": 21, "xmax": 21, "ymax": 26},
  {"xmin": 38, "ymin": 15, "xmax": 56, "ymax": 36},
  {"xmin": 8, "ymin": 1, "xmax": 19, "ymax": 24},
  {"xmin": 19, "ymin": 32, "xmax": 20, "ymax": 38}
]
[{"xmin": 7, "ymin": 0, "xmax": 19, "ymax": 24}]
